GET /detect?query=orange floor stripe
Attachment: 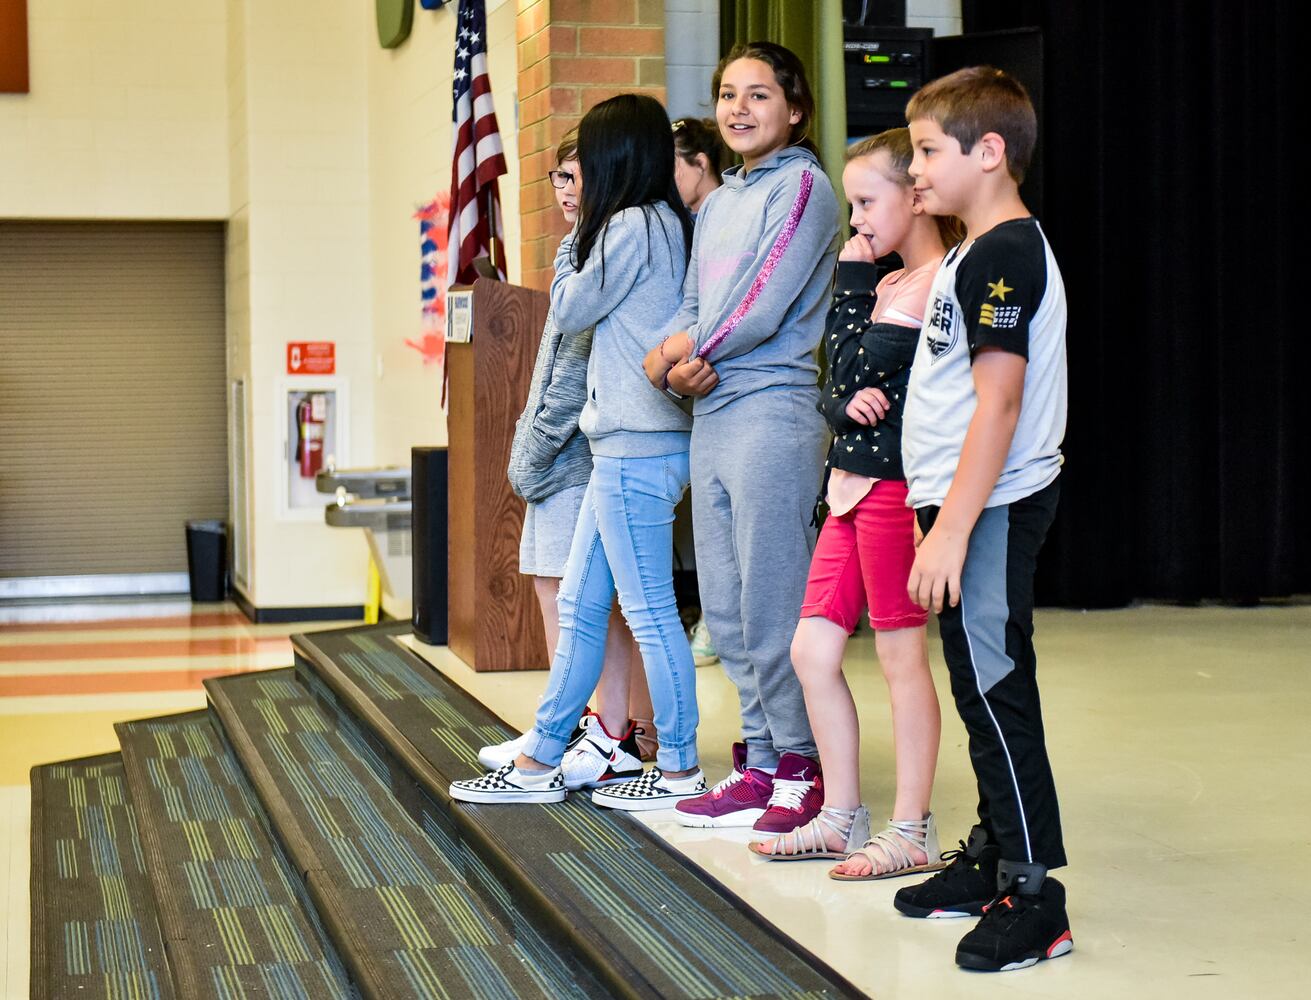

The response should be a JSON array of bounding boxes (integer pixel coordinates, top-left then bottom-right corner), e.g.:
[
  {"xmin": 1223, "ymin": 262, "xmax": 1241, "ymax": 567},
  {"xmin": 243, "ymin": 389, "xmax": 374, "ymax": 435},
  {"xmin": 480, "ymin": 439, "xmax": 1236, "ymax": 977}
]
[
  {"xmin": 0, "ymin": 636, "xmax": 291, "ymax": 663},
  {"xmin": 0, "ymin": 665, "xmax": 265, "ymax": 697},
  {"xmin": 0, "ymin": 612, "xmax": 250, "ymax": 634}
]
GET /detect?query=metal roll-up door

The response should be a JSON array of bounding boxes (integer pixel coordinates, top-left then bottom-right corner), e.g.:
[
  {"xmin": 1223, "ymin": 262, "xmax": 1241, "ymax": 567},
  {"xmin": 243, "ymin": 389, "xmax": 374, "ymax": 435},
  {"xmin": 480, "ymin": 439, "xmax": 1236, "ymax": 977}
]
[{"xmin": 0, "ymin": 221, "xmax": 228, "ymax": 598}]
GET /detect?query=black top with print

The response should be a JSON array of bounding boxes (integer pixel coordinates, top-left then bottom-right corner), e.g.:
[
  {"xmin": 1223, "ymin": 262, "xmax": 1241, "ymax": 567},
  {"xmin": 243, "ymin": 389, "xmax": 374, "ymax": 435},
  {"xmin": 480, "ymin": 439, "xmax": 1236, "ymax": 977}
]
[{"xmin": 817, "ymin": 261, "xmax": 920, "ymax": 482}]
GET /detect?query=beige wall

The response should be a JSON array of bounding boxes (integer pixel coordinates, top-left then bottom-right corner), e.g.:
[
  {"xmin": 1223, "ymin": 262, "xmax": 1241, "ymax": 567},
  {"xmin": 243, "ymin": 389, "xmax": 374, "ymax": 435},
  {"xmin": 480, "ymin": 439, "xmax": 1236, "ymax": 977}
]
[
  {"xmin": 368, "ymin": 0, "xmax": 521, "ymax": 465},
  {"xmin": 907, "ymin": 0, "xmax": 964, "ymax": 35},
  {"xmin": 0, "ymin": 0, "xmax": 228, "ymax": 219},
  {"xmin": 225, "ymin": 0, "xmax": 375, "ymax": 610},
  {"xmin": 2, "ymin": 0, "xmax": 523, "ymax": 612}
]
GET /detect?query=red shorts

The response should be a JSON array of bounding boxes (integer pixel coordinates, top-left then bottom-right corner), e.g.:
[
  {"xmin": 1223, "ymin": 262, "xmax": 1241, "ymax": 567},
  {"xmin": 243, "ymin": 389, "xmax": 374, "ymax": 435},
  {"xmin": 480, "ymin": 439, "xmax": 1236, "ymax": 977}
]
[{"xmin": 800, "ymin": 478, "xmax": 928, "ymax": 633}]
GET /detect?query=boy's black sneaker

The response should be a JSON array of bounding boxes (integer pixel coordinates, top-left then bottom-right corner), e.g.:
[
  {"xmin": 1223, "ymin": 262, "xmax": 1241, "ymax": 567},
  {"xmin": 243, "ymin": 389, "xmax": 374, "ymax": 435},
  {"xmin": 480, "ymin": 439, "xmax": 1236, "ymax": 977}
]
[
  {"xmin": 893, "ymin": 825, "xmax": 998, "ymax": 919},
  {"xmin": 955, "ymin": 875, "xmax": 1073, "ymax": 972}
]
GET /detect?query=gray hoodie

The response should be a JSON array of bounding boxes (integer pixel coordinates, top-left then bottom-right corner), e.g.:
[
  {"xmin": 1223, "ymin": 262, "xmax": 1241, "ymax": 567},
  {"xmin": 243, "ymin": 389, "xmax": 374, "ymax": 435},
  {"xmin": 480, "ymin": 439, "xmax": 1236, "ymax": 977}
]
[
  {"xmin": 505, "ymin": 301, "xmax": 593, "ymax": 504},
  {"xmin": 672, "ymin": 146, "xmax": 840, "ymax": 413},
  {"xmin": 550, "ymin": 202, "xmax": 691, "ymax": 458}
]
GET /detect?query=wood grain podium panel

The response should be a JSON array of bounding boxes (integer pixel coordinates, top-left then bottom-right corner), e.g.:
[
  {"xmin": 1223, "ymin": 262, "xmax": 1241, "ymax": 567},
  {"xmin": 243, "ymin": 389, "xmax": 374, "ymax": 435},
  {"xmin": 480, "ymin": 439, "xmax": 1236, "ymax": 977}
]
[{"xmin": 446, "ymin": 279, "xmax": 550, "ymax": 671}]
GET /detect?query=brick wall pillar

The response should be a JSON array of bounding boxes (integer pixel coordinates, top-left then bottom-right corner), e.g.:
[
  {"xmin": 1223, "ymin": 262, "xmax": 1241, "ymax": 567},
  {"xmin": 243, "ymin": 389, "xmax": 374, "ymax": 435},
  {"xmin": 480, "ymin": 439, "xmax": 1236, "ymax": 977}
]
[{"xmin": 517, "ymin": 0, "xmax": 667, "ymax": 291}]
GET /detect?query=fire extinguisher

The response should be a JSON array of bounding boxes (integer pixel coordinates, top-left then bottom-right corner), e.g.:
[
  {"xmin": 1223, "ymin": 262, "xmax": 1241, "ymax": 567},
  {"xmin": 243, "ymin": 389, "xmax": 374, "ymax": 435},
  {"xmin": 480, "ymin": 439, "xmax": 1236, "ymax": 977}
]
[{"xmin": 295, "ymin": 393, "xmax": 326, "ymax": 478}]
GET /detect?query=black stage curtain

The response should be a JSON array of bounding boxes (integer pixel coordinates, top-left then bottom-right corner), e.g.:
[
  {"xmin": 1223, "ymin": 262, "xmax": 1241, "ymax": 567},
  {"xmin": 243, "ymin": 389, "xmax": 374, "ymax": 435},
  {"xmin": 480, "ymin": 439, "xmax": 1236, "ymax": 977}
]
[{"xmin": 962, "ymin": 2, "xmax": 1307, "ymax": 606}]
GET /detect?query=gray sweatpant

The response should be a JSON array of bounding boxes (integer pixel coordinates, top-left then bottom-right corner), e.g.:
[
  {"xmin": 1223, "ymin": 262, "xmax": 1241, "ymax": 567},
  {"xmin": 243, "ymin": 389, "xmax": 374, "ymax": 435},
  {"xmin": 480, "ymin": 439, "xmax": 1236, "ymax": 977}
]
[{"xmin": 690, "ymin": 386, "xmax": 828, "ymax": 768}]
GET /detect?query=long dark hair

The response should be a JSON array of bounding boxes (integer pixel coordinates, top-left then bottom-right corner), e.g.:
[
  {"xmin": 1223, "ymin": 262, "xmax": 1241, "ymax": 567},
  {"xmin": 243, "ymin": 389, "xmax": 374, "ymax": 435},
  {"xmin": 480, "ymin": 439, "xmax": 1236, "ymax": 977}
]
[
  {"xmin": 712, "ymin": 41, "xmax": 819, "ymax": 158},
  {"xmin": 572, "ymin": 94, "xmax": 694, "ymax": 286}
]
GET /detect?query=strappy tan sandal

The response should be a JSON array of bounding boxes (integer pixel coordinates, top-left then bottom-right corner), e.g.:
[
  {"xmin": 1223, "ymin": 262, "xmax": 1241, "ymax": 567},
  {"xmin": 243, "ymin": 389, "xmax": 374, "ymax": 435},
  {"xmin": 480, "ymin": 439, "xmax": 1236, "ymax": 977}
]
[
  {"xmin": 630, "ymin": 718, "xmax": 658, "ymax": 763},
  {"xmin": 748, "ymin": 805, "xmax": 871, "ymax": 861},
  {"xmin": 829, "ymin": 812, "xmax": 947, "ymax": 881}
]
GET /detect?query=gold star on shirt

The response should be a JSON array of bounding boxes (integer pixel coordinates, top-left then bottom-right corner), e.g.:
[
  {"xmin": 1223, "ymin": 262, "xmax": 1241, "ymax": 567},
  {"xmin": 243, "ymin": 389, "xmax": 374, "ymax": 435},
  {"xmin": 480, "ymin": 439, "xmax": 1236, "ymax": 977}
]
[{"xmin": 987, "ymin": 278, "xmax": 1013, "ymax": 301}]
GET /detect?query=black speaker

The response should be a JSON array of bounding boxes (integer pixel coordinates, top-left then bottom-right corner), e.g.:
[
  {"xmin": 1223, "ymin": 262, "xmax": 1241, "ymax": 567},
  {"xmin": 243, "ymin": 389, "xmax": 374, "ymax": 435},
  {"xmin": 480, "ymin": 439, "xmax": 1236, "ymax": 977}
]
[
  {"xmin": 411, "ymin": 446, "xmax": 449, "ymax": 645},
  {"xmin": 844, "ymin": 25, "xmax": 934, "ymax": 140}
]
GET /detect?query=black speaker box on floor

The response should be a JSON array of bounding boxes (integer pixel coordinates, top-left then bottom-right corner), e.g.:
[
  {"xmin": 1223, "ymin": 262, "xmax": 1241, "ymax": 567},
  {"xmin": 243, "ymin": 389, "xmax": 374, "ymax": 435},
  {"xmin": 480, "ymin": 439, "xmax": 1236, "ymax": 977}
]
[{"xmin": 411, "ymin": 446, "xmax": 449, "ymax": 645}]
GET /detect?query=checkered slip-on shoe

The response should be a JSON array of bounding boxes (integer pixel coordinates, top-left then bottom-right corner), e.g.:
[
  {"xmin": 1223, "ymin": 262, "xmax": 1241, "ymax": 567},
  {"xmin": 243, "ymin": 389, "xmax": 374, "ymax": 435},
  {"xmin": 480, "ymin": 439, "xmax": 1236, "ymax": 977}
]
[
  {"xmin": 449, "ymin": 763, "xmax": 566, "ymax": 804},
  {"xmin": 590, "ymin": 767, "xmax": 706, "ymax": 812}
]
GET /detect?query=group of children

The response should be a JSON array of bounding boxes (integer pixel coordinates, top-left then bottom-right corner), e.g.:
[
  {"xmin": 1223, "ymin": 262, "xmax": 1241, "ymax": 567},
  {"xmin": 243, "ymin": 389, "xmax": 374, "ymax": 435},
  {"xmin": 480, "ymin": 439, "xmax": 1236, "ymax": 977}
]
[{"xmin": 450, "ymin": 41, "xmax": 1072, "ymax": 975}]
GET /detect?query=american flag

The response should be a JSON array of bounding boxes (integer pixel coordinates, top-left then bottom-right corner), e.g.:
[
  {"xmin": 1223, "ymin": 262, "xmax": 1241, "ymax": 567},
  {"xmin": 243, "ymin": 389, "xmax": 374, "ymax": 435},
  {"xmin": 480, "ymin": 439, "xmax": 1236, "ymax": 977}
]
[{"xmin": 448, "ymin": 0, "xmax": 508, "ymax": 284}]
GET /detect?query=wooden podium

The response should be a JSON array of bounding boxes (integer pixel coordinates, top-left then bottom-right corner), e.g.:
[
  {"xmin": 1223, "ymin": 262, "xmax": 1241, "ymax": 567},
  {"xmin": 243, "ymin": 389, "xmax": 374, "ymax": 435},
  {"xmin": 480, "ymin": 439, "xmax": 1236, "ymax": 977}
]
[{"xmin": 445, "ymin": 278, "xmax": 550, "ymax": 671}]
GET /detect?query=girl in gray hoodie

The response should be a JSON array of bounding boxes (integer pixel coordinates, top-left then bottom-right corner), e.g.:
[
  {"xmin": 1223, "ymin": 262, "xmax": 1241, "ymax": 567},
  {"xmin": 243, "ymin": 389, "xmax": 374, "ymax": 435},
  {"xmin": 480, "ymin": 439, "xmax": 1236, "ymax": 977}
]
[
  {"xmin": 452, "ymin": 95, "xmax": 707, "ymax": 809},
  {"xmin": 643, "ymin": 42, "xmax": 841, "ymax": 841}
]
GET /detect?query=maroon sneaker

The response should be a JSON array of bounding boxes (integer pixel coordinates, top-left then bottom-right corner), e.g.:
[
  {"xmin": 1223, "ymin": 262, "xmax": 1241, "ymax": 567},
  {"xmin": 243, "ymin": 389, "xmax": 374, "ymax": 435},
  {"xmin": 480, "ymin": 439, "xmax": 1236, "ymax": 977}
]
[
  {"xmin": 674, "ymin": 743, "xmax": 774, "ymax": 828},
  {"xmin": 751, "ymin": 753, "xmax": 823, "ymax": 836}
]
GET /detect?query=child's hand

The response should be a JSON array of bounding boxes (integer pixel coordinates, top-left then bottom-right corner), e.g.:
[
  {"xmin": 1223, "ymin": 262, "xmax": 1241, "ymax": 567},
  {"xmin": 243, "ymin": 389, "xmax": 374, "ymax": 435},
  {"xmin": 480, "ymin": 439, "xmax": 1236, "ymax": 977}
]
[
  {"xmin": 907, "ymin": 525, "xmax": 968, "ymax": 613},
  {"xmin": 668, "ymin": 356, "xmax": 718, "ymax": 396},
  {"xmin": 838, "ymin": 234, "xmax": 877, "ymax": 264},
  {"xmin": 644, "ymin": 332, "xmax": 693, "ymax": 388},
  {"xmin": 643, "ymin": 344, "xmax": 673, "ymax": 387},
  {"xmin": 844, "ymin": 386, "xmax": 890, "ymax": 425}
]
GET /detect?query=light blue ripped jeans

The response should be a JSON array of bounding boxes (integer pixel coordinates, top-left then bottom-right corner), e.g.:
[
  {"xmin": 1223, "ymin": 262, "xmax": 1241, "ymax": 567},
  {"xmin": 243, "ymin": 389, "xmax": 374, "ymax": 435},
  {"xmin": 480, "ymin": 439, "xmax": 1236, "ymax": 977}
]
[{"xmin": 523, "ymin": 452, "xmax": 699, "ymax": 773}]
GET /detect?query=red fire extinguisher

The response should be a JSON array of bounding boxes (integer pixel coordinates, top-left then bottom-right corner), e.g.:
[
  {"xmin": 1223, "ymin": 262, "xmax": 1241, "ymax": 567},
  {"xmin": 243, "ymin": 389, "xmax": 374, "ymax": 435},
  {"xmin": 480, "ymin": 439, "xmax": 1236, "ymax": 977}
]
[{"xmin": 295, "ymin": 393, "xmax": 326, "ymax": 478}]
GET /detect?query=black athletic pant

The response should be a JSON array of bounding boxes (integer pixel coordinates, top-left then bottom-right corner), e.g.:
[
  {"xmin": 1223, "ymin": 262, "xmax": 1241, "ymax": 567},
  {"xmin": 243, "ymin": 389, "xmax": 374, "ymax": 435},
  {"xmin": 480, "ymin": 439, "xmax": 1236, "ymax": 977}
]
[{"xmin": 916, "ymin": 478, "xmax": 1066, "ymax": 870}]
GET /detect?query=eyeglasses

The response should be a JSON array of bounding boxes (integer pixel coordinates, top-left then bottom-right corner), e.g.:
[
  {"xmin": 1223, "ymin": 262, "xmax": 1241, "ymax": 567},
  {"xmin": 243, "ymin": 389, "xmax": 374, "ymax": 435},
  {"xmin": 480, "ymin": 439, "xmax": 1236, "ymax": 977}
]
[{"xmin": 548, "ymin": 169, "xmax": 577, "ymax": 189}]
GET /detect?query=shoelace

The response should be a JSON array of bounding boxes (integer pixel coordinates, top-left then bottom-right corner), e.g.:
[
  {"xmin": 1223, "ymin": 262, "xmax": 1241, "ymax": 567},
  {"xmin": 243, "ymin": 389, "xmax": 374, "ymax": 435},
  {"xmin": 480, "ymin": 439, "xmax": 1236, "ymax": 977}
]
[
  {"xmin": 708, "ymin": 768, "xmax": 745, "ymax": 797},
  {"xmin": 766, "ymin": 778, "xmax": 812, "ymax": 811},
  {"xmin": 936, "ymin": 840, "xmax": 974, "ymax": 869},
  {"xmin": 977, "ymin": 893, "xmax": 1031, "ymax": 932}
]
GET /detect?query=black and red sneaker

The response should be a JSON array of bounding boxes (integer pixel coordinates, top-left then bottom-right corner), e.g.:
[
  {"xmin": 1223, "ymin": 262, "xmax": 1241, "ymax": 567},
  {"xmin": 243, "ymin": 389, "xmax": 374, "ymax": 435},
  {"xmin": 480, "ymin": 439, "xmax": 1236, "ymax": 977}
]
[
  {"xmin": 560, "ymin": 712, "xmax": 644, "ymax": 790},
  {"xmin": 955, "ymin": 873, "xmax": 1073, "ymax": 972},
  {"xmin": 893, "ymin": 825, "xmax": 999, "ymax": 919}
]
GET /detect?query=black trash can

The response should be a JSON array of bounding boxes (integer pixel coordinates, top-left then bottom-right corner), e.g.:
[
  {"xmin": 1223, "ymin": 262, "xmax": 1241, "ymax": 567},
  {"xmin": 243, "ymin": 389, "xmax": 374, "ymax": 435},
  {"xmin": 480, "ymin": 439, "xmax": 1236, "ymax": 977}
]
[{"xmin": 185, "ymin": 520, "xmax": 228, "ymax": 602}]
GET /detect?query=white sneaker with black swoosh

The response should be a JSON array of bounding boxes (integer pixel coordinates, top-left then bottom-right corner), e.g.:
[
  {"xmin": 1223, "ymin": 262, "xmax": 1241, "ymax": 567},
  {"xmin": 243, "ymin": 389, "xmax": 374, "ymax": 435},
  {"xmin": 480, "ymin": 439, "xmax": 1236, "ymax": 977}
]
[
  {"xmin": 477, "ymin": 714, "xmax": 588, "ymax": 770},
  {"xmin": 561, "ymin": 711, "xmax": 644, "ymax": 790},
  {"xmin": 590, "ymin": 768, "xmax": 707, "ymax": 812},
  {"xmin": 449, "ymin": 763, "xmax": 566, "ymax": 804}
]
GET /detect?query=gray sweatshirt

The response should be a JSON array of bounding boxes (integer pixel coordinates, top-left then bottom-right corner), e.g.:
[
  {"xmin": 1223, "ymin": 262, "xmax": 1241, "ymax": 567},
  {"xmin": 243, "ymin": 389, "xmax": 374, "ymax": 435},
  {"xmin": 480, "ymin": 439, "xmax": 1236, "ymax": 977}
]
[
  {"xmin": 672, "ymin": 146, "xmax": 840, "ymax": 413},
  {"xmin": 551, "ymin": 202, "xmax": 691, "ymax": 458},
  {"xmin": 505, "ymin": 297, "xmax": 594, "ymax": 504}
]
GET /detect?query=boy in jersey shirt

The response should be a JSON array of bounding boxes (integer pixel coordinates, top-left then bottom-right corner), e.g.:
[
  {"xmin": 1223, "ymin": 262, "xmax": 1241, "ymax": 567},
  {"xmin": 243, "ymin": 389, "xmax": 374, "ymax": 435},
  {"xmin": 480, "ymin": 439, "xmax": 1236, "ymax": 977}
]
[{"xmin": 896, "ymin": 67, "xmax": 1073, "ymax": 972}]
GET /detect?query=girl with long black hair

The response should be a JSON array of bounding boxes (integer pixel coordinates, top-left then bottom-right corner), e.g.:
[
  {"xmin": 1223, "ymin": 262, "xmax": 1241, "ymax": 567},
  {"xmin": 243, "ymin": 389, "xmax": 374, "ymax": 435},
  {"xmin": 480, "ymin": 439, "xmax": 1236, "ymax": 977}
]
[{"xmin": 452, "ymin": 94, "xmax": 707, "ymax": 809}]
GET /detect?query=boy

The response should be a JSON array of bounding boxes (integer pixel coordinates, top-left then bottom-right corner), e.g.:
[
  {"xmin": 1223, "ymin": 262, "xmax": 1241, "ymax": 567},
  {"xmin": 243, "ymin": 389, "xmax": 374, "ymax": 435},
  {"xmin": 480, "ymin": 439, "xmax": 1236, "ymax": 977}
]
[{"xmin": 897, "ymin": 66, "xmax": 1073, "ymax": 972}]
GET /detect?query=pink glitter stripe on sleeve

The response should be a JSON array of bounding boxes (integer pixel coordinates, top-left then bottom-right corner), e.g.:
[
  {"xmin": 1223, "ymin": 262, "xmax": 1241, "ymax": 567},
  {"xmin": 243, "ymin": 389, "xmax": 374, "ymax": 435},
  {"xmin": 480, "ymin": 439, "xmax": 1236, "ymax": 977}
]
[{"xmin": 696, "ymin": 168, "xmax": 815, "ymax": 360}]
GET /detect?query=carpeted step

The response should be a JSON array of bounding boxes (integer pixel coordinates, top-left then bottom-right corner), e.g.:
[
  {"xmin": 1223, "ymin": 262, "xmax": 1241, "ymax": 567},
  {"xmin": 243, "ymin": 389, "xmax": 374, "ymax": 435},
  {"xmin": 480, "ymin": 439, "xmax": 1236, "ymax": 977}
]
[
  {"xmin": 203, "ymin": 668, "xmax": 609, "ymax": 1000},
  {"xmin": 30, "ymin": 753, "xmax": 174, "ymax": 1000},
  {"xmin": 114, "ymin": 711, "xmax": 354, "ymax": 998},
  {"xmin": 293, "ymin": 622, "xmax": 867, "ymax": 1000}
]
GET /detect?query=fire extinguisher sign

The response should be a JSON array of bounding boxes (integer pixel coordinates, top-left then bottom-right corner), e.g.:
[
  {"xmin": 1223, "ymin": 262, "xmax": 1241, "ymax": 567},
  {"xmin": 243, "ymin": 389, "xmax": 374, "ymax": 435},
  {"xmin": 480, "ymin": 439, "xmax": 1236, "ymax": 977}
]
[{"xmin": 287, "ymin": 341, "xmax": 335, "ymax": 375}]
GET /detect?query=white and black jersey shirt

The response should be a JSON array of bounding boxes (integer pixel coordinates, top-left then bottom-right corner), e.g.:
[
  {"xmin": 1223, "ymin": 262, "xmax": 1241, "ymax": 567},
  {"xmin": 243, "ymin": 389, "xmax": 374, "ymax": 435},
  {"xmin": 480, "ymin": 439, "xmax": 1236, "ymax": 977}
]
[{"xmin": 902, "ymin": 217, "xmax": 1068, "ymax": 510}]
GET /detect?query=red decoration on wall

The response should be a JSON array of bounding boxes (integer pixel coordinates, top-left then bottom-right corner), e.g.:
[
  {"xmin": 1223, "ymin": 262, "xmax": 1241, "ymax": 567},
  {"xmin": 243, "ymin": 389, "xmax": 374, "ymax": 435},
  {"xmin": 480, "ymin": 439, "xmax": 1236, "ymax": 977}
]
[{"xmin": 408, "ymin": 192, "xmax": 451, "ymax": 368}]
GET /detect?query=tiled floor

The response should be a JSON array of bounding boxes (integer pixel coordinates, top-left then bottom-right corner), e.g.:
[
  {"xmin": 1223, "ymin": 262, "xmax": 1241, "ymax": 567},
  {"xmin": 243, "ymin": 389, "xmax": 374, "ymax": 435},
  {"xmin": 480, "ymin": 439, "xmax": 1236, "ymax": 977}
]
[
  {"xmin": 6, "ymin": 598, "xmax": 1309, "ymax": 998},
  {"xmin": 0, "ymin": 598, "xmax": 355, "ymax": 998},
  {"xmin": 405, "ymin": 602, "xmax": 1311, "ymax": 1000}
]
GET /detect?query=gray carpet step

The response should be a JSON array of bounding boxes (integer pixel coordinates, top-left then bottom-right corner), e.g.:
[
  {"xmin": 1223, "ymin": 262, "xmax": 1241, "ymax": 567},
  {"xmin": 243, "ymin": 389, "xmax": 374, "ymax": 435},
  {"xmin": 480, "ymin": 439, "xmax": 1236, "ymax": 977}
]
[
  {"xmin": 204, "ymin": 668, "xmax": 609, "ymax": 1000},
  {"xmin": 115, "ymin": 710, "xmax": 355, "ymax": 998},
  {"xmin": 29, "ymin": 753, "xmax": 174, "ymax": 1000},
  {"xmin": 292, "ymin": 621, "xmax": 866, "ymax": 1000}
]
